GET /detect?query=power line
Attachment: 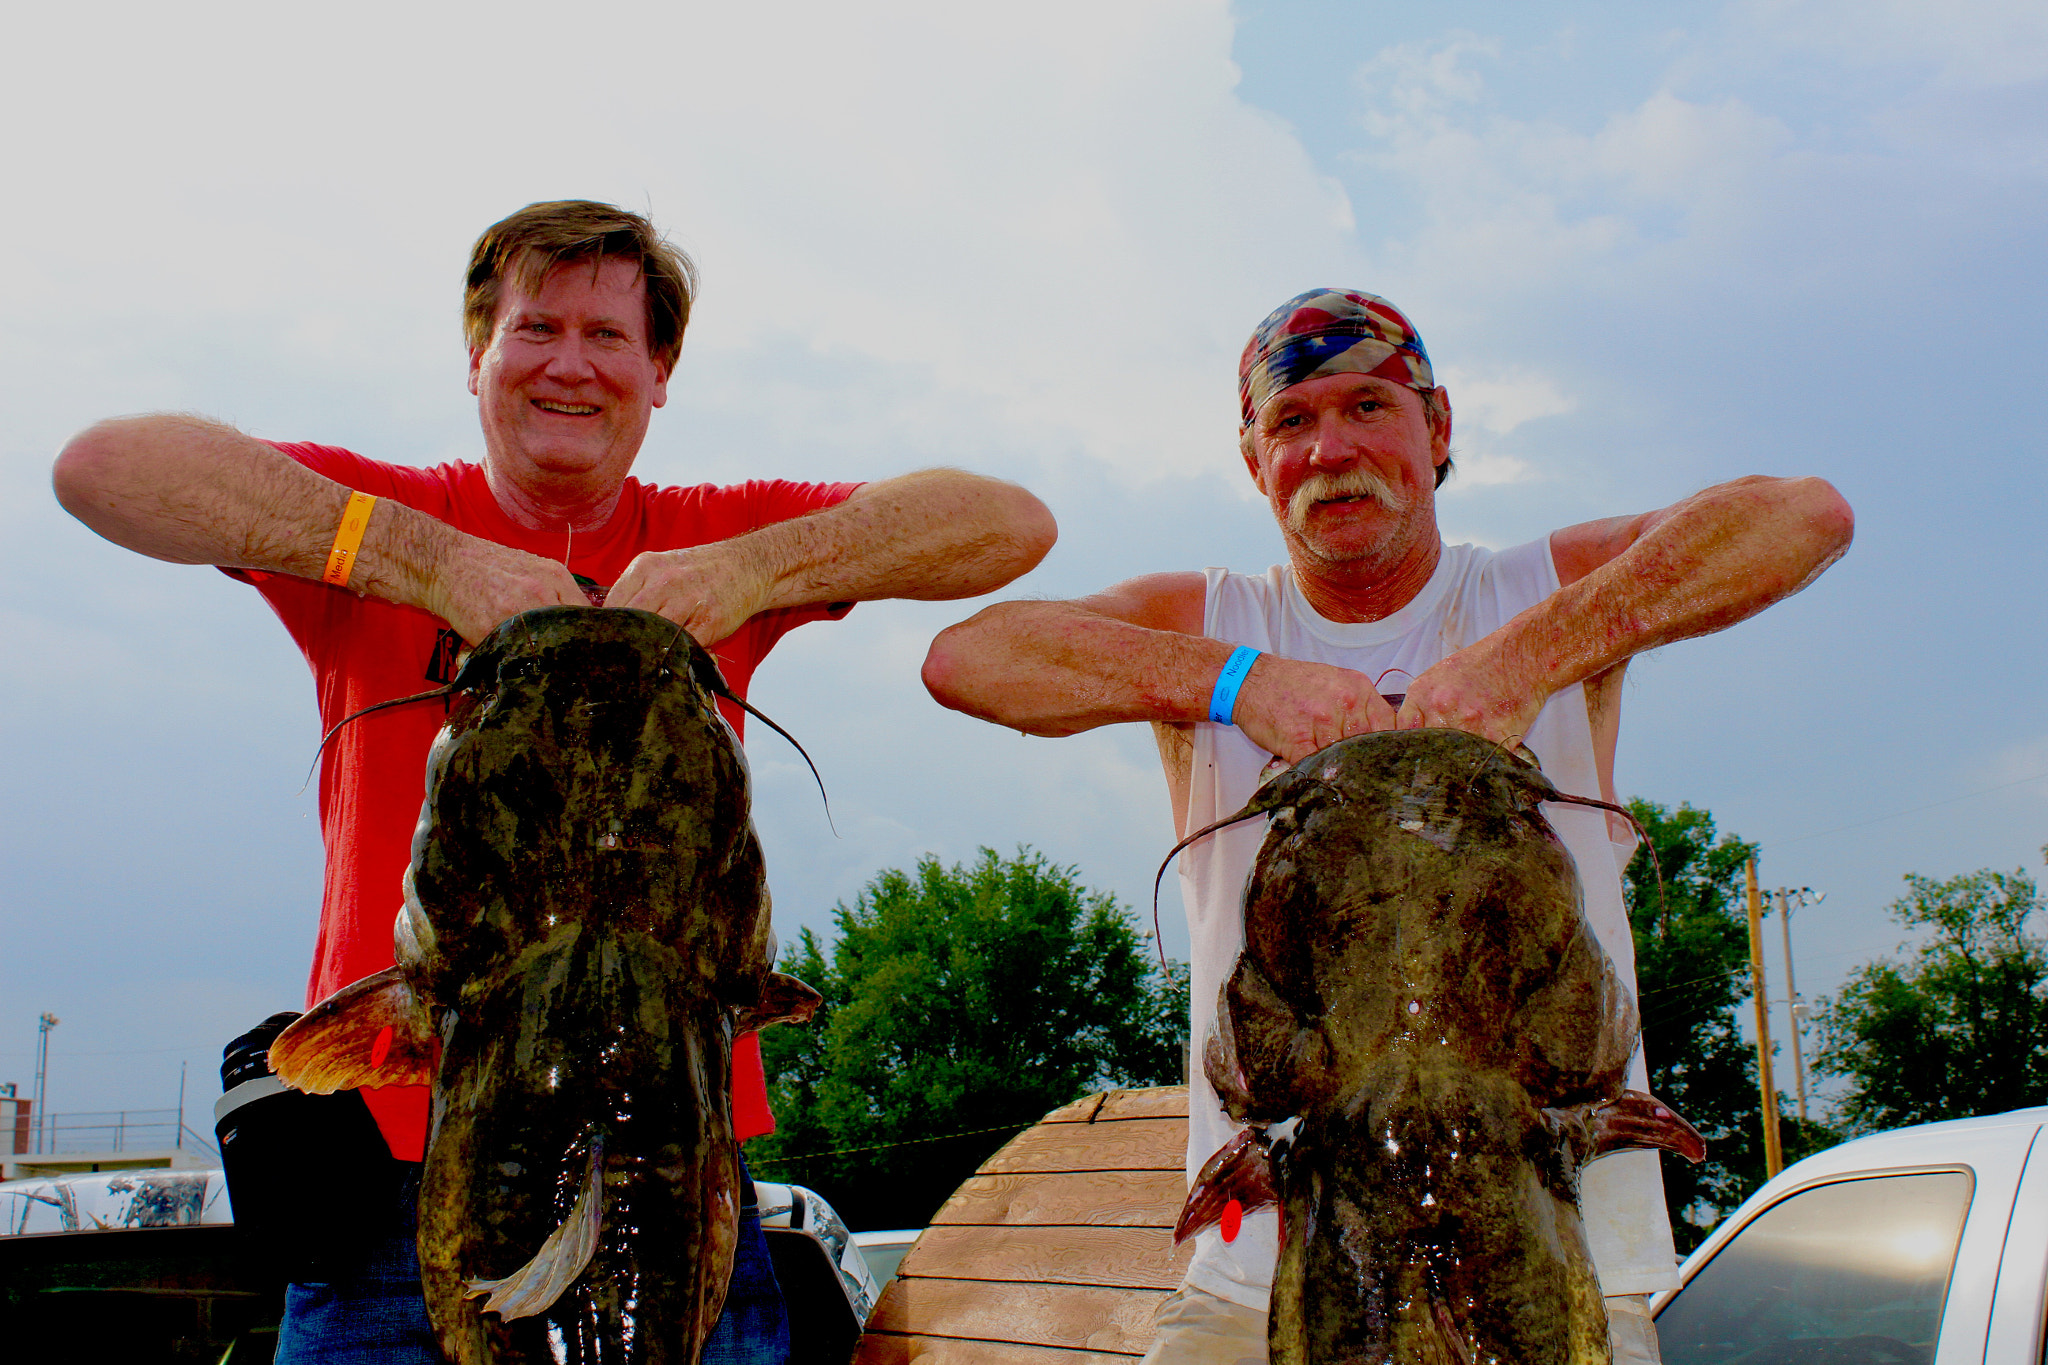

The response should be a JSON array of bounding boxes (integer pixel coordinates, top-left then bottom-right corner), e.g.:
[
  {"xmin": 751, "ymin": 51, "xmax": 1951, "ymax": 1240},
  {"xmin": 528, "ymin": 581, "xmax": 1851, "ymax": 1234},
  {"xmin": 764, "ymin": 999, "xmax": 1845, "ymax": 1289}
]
[
  {"xmin": 749, "ymin": 1118, "xmax": 1039, "ymax": 1167},
  {"xmin": 1778, "ymin": 770, "xmax": 2048, "ymax": 847}
]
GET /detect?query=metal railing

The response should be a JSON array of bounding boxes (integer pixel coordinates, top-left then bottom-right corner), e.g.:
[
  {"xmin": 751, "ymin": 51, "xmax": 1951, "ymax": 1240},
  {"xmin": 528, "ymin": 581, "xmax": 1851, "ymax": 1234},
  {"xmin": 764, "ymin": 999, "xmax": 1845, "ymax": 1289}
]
[{"xmin": 20, "ymin": 1109, "xmax": 219, "ymax": 1162}]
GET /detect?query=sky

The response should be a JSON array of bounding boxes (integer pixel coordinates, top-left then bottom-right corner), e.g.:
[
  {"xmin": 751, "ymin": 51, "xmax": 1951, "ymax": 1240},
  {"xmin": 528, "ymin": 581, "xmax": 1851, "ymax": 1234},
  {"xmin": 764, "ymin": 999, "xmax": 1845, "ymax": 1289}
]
[{"xmin": 1, "ymin": 0, "xmax": 2043, "ymax": 1132}]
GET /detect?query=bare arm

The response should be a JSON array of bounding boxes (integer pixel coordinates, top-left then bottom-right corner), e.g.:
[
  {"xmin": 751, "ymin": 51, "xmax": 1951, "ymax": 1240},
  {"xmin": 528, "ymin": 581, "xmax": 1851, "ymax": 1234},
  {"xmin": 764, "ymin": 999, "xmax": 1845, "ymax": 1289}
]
[
  {"xmin": 606, "ymin": 469, "xmax": 1056, "ymax": 646},
  {"xmin": 925, "ymin": 573, "xmax": 1401, "ymax": 761},
  {"xmin": 54, "ymin": 414, "xmax": 587, "ymax": 642},
  {"xmin": 928, "ymin": 474, "xmax": 1851, "ymax": 812},
  {"xmin": 1402, "ymin": 474, "xmax": 1855, "ymax": 747}
]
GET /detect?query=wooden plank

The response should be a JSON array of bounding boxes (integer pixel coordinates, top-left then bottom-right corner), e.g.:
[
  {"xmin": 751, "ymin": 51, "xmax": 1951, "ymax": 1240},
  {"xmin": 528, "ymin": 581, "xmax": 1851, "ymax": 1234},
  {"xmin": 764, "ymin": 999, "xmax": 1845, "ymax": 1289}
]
[
  {"xmin": 1039, "ymin": 1087, "xmax": 1186, "ymax": 1124},
  {"xmin": 897, "ymin": 1224, "xmax": 1192, "ymax": 1291},
  {"xmin": 1089, "ymin": 1088, "xmax": 1189, "ymax": 1122},
  {"xmin": 979, "ymin": 1117, "xmax": 1185, "ymax": 1175},
  {"xmin": 1039, "ymin": 1093, "xmax": 1112, "ymax": 1124},
  {"xmin": 867, "ymin": 1277, "xmax": 1169, "ymax": 1355},
  {"xmin": 930, "ymin": 1169, "xmax": 1190, "ymax": 1229},
  {"xmin": 853, "ymin": 1333, "xmax": 1137, "ymax": 1363}
]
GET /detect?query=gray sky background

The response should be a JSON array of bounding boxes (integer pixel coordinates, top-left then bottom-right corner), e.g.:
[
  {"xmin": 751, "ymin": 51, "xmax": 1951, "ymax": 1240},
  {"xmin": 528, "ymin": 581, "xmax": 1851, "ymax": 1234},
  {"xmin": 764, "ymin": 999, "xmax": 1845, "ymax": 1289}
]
[{"xmin": 2, "ymin": 0, "xmax": 2043, "ymax": 1127}]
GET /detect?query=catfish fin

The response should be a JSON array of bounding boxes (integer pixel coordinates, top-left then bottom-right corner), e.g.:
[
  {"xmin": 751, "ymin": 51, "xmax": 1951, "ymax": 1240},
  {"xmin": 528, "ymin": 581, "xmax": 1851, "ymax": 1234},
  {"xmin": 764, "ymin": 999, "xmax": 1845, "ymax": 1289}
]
[
  {"xmin": 1212, "ymin": 958, "xmax": 1331, "ymax": 1117},
  {"xmin": 1173, "ymin": 1128, "xmax": 1277, "ymax": 1245},
  {"xmin": 465, "ymin": 1145, "xmax": 604, "ymax": 1319},
  {"xmin": 733, "ymin": 972, "xmax": 824, "ymax": 1032},
  {"xmin": 269, "ymin": 966, "xmax": 436, "ymax": 1094},
  {"xmin": 1425, "ymin": 1301, "xmax": 1478, "ymax": 1365},
  {"xmin": 1589, "ymin": 1089, "xmax": 1707, "ymax": 1164}
]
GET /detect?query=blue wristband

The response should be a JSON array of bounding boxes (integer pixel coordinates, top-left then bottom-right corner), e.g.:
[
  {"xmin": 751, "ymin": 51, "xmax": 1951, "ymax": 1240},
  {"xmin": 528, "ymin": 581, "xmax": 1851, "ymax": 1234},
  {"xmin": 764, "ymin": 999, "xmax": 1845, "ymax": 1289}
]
[{"xmin": 1208, "ymin": 646, "xmax": 1261, "ymax": 725}]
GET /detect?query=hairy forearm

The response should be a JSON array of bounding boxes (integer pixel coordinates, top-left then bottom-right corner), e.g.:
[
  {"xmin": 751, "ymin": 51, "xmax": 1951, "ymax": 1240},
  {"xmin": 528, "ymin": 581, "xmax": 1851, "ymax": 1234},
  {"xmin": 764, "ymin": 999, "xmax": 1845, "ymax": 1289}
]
[
  {"xmin": 1493, "ymin": 475, "xmax": 1853, "ymax": 696},
  {"xmin": 925, "ymin": 600, "xmax": 1230, "ymax": 735},
  {"xmin": 60, "ymin": 414, "xmax": 424, "ymax": 587},
  {"xmin": 54, "ymin": 414, "xmax": 581, "ymax": 642},
  {"xmin": 742, "ymin": 469, "xmax": 1056, "ymax": 611}
]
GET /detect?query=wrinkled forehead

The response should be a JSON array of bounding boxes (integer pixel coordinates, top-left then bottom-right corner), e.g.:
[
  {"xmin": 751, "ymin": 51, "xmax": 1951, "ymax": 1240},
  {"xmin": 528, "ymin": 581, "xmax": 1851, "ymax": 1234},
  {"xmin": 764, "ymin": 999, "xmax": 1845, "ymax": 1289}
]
[
  {"xmin": 1238, "ymin": 288, "xmax": 1434, "ymax": 427},
  {"xmin": 494, "ymin": 249, "xmax": 650, "ymax": 322}
]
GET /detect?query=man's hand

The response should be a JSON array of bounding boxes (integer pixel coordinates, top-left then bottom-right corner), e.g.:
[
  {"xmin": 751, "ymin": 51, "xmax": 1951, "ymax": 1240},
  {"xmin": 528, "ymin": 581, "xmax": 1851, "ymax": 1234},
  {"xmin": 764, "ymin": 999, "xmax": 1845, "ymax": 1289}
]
[
  {"xmin": 419, "ymin": 538, "xmax": 590, "ymax": 646},
  {"xmin": 1235, "ymin": 637, "xmax": 1549, "ymax": 763},
  {"xmin": 1230, "ymin": 655, "xmax": 1402, "ymax": 763},
  {"xmin": 606, "ymin": 540, "xmax": 776, "ymax": 649},
  {"xmin": 1397, "ymin": 642, "xmax": 1547, "ymax": 751}
]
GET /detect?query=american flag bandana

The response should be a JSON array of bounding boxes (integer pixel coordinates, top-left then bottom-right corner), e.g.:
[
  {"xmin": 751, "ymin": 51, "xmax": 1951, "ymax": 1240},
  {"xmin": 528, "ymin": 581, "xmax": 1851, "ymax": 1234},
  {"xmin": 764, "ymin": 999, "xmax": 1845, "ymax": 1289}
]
[{"xmin": 1238, "ymin": 289, "xmax": 1435, "ymax": 429}]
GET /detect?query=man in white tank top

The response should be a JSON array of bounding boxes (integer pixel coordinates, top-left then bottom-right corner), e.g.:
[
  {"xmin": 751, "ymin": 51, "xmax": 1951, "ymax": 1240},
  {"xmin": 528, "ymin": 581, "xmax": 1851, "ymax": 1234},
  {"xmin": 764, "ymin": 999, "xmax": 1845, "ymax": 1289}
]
[{"xmin": 924, "ymin": 289, "xmax": 1853, "ymax": 1364}]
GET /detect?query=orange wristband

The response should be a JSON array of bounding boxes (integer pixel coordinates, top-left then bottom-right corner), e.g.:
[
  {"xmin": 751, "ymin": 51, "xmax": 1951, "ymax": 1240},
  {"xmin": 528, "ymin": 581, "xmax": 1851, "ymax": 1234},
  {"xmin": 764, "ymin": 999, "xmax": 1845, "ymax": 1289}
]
[{"xmin": 321, "ymin": 491, "xmax": 378, "ymax": 587}]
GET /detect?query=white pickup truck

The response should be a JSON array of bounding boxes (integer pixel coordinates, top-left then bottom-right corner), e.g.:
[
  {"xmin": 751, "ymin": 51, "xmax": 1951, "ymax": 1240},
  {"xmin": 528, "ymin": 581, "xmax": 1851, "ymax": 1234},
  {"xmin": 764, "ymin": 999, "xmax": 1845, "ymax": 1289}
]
[{"xmin": 1652, "ymin": 1104, "xmax": 2048, "ymax": 1363}]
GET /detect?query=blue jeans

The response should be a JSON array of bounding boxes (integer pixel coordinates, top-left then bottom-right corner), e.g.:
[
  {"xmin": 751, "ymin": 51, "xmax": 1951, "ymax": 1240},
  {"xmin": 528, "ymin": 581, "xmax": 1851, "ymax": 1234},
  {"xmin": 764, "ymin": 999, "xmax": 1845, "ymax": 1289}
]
[{"xmin": 278, "ymin": 1160, "xmax": 789, "ymax": 1364}]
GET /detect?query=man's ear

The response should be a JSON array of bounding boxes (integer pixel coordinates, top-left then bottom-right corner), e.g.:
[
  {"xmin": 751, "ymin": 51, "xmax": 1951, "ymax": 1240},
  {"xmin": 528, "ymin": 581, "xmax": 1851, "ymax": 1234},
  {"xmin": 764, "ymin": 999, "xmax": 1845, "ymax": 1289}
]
[
  {"xmin": 1428, "ymin": 387, "xmax": 1452, "ymax": 468},
  {"xmin": 467, "ymin": 347, "xmax": 485, "ymax": 398},
  {"xmin": 1240, "ymin": 429, "xmax": 1268, "ymax": 495},
  {"xmin": 651, "ymin": 361, "xmax": 670, "ymax": 410}
]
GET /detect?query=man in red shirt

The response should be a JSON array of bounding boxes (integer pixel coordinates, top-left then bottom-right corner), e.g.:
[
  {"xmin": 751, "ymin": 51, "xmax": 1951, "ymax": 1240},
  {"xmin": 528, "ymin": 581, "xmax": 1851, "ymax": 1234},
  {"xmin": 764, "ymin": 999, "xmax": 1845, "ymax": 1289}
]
[{"xmin": 54, "ymin": 200, "xmax": 1055, "ymax": 1363}]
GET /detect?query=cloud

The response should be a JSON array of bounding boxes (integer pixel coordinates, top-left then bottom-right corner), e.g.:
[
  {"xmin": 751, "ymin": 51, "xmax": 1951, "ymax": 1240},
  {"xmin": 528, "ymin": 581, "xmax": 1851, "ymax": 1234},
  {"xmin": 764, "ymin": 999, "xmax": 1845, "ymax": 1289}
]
[
  {"xmin": 1739, "ymin": 0, "xmax": 2048, "ymax": 87},
  {"xmin": 1345, "ymin": 39, "xmax": 1802, "ymax": 310},
  {"xmin": 2, "ymin": 0, "xmax": 1368, "ymax": 489}
]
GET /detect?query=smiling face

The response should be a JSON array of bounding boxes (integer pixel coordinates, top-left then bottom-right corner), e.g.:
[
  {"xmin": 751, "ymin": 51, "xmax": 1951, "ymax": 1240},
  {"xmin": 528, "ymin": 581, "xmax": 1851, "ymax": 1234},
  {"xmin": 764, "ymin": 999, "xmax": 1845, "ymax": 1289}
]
[
  {"xmin": 467, "ymin": 255, "xmax": 670, "ymax": 512},
  {"xmin": 1244, "ymin": 373, "xmax": 1451, "ymax": 603}
]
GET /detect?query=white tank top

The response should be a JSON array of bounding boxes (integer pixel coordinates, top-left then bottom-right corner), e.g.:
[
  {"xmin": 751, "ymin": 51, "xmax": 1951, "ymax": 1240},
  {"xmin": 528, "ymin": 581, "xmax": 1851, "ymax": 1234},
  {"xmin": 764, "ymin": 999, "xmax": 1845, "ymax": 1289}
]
[{"xmin": 1179, "ymin": 540, "xmax": 1679, "ymax": 1309}]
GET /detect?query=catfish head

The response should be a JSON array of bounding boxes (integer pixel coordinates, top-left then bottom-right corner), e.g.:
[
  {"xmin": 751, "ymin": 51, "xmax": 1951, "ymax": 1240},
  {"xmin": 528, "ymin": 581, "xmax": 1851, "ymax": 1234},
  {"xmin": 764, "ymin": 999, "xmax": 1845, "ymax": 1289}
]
[{"xmin": 268, "ymin": 605, "xmax": 821, "ymax": 1102}]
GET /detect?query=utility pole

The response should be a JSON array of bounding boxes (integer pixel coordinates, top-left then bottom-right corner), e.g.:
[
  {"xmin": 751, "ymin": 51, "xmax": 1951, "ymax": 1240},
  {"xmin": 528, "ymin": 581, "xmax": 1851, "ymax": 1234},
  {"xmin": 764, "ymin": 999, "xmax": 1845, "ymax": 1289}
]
[
  {"xmin": 32, "ymin": 1013, "xmax": 58, "ymax": 1156},
  {"xmin": 1744, "ymin": 861, "xmax": 1783, "ymax": 1177},
  {"xmin": 1773, "ymin": 886, "xmax": 1824, "ymax": 1125}
]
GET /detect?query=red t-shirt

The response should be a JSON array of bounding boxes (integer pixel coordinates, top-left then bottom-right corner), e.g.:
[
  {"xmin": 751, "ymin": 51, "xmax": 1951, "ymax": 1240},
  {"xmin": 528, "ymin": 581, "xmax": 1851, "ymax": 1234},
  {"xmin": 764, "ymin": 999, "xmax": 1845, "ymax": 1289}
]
[{"xmin": 229, "ymin": 443, "xmax": 859, "ymax": 1161}]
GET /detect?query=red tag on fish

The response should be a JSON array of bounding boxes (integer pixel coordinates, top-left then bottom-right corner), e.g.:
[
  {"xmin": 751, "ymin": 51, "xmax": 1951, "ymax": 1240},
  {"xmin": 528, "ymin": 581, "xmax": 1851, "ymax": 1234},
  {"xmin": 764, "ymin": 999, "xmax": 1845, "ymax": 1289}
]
[
  {"xmin": 1221, "ymin": 1198, "xmax": 1243, "ymax": 1243},
  {"xmin": 371, "ymin": 1024, "xmax": 394, "ymax": 1068}
]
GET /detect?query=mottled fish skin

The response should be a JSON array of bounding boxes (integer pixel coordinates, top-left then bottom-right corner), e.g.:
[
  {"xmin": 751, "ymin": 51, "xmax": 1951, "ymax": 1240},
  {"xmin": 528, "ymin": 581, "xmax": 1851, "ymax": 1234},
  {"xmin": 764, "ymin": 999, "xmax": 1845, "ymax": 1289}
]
[
  {"xmin": 1212, "ymin": 729, "xmax": 1637, "ymax": 1365},
  {"xmin": 403, "ymin": 608, "xmax": 778, "ymax": 1364}
]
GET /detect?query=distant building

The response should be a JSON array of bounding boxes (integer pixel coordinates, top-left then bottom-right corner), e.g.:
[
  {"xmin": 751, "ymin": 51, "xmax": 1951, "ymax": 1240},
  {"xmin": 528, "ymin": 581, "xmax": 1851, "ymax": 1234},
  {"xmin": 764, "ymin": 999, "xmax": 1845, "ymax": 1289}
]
[{"xmin": 0, "ymin": 1089, "xmax": 213, "ymax": 1181}]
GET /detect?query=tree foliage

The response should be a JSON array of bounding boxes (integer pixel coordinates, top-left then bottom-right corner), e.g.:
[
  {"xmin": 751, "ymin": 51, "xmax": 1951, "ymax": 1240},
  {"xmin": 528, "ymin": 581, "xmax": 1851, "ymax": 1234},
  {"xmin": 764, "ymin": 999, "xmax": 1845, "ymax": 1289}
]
[
  {"xmin": 1625, "ymin": 800, "xmax": 1833, "ymax": 1251},
  {"xmin": 1815, "ymin": 859, "xmax": 2048, "ymax": 1134},
  {"xmin": 750, "ymin": 847, "xmax": 1189, "ymax": 1230}
]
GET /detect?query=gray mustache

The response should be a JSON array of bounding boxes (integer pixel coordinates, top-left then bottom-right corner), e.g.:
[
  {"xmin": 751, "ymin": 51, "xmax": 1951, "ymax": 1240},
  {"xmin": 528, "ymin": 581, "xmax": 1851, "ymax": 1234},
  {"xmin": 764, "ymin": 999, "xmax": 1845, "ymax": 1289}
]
[{"xmin": 1286, "ymin": 468, "xmax": 1407, "ymax": 533}]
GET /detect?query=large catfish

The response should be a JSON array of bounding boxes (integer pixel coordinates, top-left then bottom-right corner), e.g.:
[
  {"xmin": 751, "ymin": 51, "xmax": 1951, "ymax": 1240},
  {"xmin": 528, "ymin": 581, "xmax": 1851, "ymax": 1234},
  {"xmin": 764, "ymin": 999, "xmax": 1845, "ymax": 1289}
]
[
  {"xmin": 1170, "ymin": 728, "xmax": 1703, "ymax": 1365},
  {"xmin": 268, "ymin": 607, "xmax": 822, "ymax": 1364}
]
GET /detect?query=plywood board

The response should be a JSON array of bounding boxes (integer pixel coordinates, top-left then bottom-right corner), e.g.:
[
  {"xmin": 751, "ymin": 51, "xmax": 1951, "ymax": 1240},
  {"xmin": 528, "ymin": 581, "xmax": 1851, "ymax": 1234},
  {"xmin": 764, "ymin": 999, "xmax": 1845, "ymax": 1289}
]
[
  {"xmin": 898, "ymin": 1224, "xmax": 1192, "ymax": 1290},
  {"xmin": 978, "ymin": 1118, "xmax": 1186, "ymax": 1176},
  {"xmin": 849, "ymin": 1088, "xmax": 1195, "ymax": 1364},
  {"xmin": 854, "ymin": 1334, "xmax": 1137, "ymax": 1363},
  {"xmin": 931, "ymin": 1169, "xmax": 1190, "ymax": 1229},
  {"xmin": 867, "ymin": 1277, "xmax": 1171, "ymax": 1355},
  {"xmin": 1039, "ymin": 1087, "xmax": 1187, "ymax": 1125}
]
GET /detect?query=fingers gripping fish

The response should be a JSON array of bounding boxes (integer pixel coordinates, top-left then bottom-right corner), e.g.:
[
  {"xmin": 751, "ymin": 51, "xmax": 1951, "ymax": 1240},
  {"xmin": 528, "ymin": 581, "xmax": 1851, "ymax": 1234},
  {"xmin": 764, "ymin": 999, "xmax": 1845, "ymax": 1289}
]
[
  {"xmin": 267, "ymin": 608, "xmax": 824, "ymax": 1364},
  {"xmin": 1166, "ymin": 729, "xmax": 1704, "ymax": 1365}
]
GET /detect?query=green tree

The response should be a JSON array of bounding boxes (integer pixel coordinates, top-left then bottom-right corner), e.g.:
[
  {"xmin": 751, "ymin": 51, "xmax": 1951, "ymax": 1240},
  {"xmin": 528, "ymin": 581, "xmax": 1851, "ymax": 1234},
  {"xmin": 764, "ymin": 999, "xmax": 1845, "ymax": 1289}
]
[
  {"xmin": 1625, "ymin": 800, "xmax": 1833, "ymax": 1251},
  {"xmin": 1815, "ymin": 859, "xmax": 2048, "ymax": 1133},
  {"xmin": 750, "ymin": 847, "xmax": 1189, "ymax": 1230}
]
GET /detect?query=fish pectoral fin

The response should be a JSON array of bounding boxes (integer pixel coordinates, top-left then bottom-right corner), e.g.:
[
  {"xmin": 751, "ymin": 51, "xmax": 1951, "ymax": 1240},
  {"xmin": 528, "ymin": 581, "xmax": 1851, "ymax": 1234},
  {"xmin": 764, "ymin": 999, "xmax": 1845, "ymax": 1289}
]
[
  {"xmin": 1425, "ymin": 1301, "xmax": 1479, "ymax": 1365},
  {"xmin": 1588, "ymin": 1089, "xmax": 1708, "ymax": 1165},
  {"xmin": 268, "ymin": 967, "xmax": 436, "ymax": 1093},
  {"xmin": 733, "ymin": 972, "xmax": 824, "ymax": 1032},
  {"xmin": 1173, "ymin": 1128, "xmax": 1278, "ymax": 1245},
  {"xmin": 464, "ymin": 1147, "xmax": 605, "ymax": 1319}
]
